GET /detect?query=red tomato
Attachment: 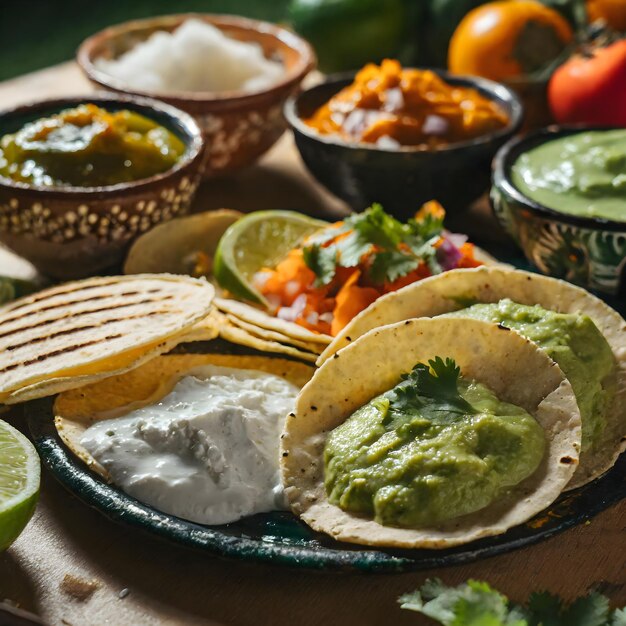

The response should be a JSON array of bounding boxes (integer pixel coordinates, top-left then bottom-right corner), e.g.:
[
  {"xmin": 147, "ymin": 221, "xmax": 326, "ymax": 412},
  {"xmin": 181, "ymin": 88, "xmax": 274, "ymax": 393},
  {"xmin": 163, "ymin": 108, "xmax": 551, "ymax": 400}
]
[{"xmin": 548, "ymin": 40, "xmax": 626, "ymax": 126}]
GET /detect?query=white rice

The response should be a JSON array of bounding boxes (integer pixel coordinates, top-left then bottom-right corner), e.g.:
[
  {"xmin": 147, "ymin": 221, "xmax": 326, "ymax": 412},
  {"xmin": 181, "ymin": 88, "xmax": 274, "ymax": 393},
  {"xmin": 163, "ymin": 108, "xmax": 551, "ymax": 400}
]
[{"xmin": 95, "ymin": 19, "xmax": 284, "ymax": 94}]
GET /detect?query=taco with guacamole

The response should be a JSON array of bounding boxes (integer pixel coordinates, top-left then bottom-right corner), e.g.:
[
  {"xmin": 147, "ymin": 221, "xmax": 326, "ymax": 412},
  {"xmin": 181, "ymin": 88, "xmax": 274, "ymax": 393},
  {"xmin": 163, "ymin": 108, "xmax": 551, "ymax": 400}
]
[
  {"xmin": 281, "ymin": 317, "xmax": 582, "ymax": 548},
  {"xmin": 318, "ymin": 267, "xmax": 626, "ymax": 489}
]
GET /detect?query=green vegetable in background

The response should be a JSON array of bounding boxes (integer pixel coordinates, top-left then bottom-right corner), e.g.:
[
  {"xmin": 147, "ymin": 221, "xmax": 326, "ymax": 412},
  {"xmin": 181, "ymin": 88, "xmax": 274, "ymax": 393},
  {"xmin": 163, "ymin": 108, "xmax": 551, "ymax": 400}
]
[
  {"xmin": 541, "ymin": 0, "xmax": 589, "ymax": 30},
  {"xmin": 399, "ymin": 579, "xmax": 626, "ymax": 626},
  {"xmin": 288, "ymin": 0, "xmax": 420, "ymax": 73},
  {"xmin": 288, "ymin": 0, "xmax": 587, "ymax": 74},
  {"xmin": 0, "ymin": 276, "xmax": 38, "ymax": 305},
  {"xmin": 421, "ymin": 0, "xmax": 487, "ymax": 68}
]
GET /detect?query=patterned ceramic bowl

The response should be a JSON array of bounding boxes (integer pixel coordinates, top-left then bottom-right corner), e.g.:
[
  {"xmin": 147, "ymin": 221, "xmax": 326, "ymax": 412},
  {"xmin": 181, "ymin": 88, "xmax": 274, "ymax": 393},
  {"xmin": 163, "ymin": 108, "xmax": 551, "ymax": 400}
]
[
  {"xmin": 0, "ymin": 95, "xmax": 204, "ymax": 280},
  {"xmin": 77, "ymin": 14, "xmax": 315, "ymax": 176},
  {"xmin": 492, "ymin": 126, "xmax": 626, "ymax": 296}
]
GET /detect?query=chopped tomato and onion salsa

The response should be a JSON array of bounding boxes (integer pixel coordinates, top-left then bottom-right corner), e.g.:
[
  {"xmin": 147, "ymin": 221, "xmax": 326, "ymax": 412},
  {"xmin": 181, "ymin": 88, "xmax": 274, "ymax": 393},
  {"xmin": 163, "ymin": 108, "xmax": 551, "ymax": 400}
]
[
  {"xmin": 252, "ymin": 202, "xmax": 483, "ymax": 336},
  {"xmin": 304, "ymin": 59, "xmax": 509, "ymax": 149}
]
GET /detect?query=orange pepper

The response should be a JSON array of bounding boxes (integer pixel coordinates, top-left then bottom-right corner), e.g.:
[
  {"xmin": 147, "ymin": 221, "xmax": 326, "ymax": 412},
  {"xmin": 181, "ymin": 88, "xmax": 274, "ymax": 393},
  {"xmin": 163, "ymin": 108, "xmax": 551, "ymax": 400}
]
[{"xmin": 331, "ymin": 270, "xmax": 379, "ymax": 336}]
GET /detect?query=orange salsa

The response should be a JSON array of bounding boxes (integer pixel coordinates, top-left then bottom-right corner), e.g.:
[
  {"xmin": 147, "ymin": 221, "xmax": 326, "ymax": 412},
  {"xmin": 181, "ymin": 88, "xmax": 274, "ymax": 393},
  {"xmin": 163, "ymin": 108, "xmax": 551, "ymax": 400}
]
[{"xmin": 305, "ymin": 59, "xmax": 509, "ymax": 148}]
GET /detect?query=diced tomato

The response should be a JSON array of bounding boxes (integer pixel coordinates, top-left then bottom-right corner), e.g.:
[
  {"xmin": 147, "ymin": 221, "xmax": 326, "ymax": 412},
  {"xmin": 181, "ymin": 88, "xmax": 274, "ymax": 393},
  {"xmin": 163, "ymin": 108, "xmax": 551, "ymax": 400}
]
[
  {"xmin": 384, "ymin": 263, "xmax": 432, "ymax": 293},
  {"xmin": 261, "ymin": 249, "xmax": 316, "ymax": 306},
  {"xmin": 457, "ymin": 243, "xmax": 482, "ymax": 268}
]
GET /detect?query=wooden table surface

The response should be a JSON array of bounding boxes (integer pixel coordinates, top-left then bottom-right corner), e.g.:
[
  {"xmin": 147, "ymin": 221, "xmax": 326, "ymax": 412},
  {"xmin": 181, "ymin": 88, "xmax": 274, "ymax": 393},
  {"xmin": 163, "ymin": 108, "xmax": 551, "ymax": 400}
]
[{"xmin": 0, "ymin": 63, "xmax": 624, "ymax": 626}]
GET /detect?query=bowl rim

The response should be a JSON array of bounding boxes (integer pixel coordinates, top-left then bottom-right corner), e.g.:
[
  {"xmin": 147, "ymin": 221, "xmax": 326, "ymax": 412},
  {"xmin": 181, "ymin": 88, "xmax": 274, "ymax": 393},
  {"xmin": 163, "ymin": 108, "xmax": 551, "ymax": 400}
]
[
  {"xmin": 493, "ymin": 124, "xmax": 626, "ymax": 231},
  {"xmin": 284, "ymin": 69, "xmax": 524, "ymax": 154},
  {"xmin": 0, "ymin": 93, "xmax": 205, "ymax": 197},
  {"xmin": 76, "ymin": 13, "xmax": 316, "ymax": 105}
]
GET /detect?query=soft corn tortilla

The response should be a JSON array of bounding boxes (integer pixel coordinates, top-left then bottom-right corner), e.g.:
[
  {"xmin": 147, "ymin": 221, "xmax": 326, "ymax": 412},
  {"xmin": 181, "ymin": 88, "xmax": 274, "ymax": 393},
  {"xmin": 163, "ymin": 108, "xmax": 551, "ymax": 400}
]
[
  {"xmin": 123, "ymin": 209, "xmax": 242, "ymax": 275},
  {"xmin": 173, "ymin": 306, "xmax": 320, "ymax": 363},
  {"xmin": 218, "ymin": 322, "xmax": 319, "ymax": 363},
  {"xmin": 282, "ymin": 317, "xmax": 581, "ymax": 549},
  {"xmin": 0, "ymin": 274, "xmax": 215, "ymax": 405},
  {"xmin": 317, "ymin": 267, "xmax": 626, "ymax": 489},
  {"xmin": 214, "ymin": 298, "xmax": 332, "ymax": 346},
  {"xmin": 56, "ymin": 352, "xmax": 315, "ymax": 481},
  {"xmin": 226, "ymin": 316, "xmax": 324, "ymax": 355}
]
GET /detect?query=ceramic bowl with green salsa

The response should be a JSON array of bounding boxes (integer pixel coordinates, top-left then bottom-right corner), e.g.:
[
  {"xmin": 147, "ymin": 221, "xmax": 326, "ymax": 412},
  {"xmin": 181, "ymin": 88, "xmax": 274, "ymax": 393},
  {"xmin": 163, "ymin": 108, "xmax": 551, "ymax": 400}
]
[
  {"xmin": 0, "ymin": 94, "xmax": 204, "ymax": 279},
  {"xmin": 491, "ymin": 126, "xmax": 626, "ymax": 298}
]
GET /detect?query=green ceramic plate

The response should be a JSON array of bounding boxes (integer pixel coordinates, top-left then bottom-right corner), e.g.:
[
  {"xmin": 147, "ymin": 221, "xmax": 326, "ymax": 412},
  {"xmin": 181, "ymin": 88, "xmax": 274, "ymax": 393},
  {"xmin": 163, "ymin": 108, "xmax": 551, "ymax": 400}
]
[{"xmin": 26, "ymin": 340, "xmax": 626, "ymax": 572}]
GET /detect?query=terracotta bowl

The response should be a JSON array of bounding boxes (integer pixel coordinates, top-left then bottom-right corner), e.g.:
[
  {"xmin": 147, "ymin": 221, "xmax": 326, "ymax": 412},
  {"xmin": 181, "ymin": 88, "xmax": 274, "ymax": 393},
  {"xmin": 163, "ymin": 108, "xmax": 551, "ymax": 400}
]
[
  {"xmin": 0, "ymin": 94, "xmax": 204, "ymax": 280},
  {"xmin": 77, "ymin": 14, "xmax": 316, "ymax": 176}
]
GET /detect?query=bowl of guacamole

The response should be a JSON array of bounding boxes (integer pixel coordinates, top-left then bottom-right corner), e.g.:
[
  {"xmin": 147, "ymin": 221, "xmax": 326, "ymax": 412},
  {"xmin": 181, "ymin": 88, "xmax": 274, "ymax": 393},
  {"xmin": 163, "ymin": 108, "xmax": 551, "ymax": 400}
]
[
  {"xmin": 0, "ymin": 94, "xmax": 204, "ymax": 279},
  {"xmin": 492, "ymin": 126, "xmax": 626, "ymax": 297}
]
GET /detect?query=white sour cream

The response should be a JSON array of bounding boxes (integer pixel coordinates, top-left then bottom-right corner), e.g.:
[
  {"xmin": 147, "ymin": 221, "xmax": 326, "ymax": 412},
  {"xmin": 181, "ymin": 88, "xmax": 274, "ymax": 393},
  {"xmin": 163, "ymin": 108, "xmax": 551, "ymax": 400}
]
[{"xmin": 80, "ymin": 365, "xmax": 298, "ymax": 525}]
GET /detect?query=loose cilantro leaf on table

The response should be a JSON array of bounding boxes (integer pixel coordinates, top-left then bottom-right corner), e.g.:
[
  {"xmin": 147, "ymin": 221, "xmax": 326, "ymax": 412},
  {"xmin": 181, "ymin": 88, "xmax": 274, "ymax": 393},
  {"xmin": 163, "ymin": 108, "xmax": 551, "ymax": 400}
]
[
  {"xmin": 389, "ymin": 357, "xmax": 475, "ymax": 422},
  {"xmin": 0, "ymin": 276, "xmax": 38, "ymax": 305},
  {"xmin": 301, "ymin": 203, "xmax": 445, "ymax": 286},
  {"xmin": 399, "ymin": 579, "xmax": 625, "ymax": 626},
  {"xmin": 399, "ymin": 579, "xmax": 526, "ymax": 626}
]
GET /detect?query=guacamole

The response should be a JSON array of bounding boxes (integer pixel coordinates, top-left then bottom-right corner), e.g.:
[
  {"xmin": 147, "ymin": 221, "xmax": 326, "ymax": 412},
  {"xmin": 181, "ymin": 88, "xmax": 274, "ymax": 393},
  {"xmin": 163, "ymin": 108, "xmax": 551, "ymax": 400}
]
[
  {"xmin": 324, "ymin": 358, "xmax": 545, "ymax": 527},
  {"xmin": 449, "ymin": 299, "xmax": 615, "ymax": 451},
  {"xmin": 511, "ymin": 130, "xmax": 626, "ymax": 221},
  {"xmin": 0, "ymin": 104, "xmax": 185, "ymax": 187}
]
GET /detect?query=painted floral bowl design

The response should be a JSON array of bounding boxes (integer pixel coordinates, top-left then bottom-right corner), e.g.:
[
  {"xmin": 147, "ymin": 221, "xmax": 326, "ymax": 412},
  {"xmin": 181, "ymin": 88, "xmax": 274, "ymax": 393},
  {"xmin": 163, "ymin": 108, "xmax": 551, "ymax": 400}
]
[
  {"xmin": 491, "ymin": 126, "xmax": 626, "ymax": 297},
  {"xmin": 77, "ymin": 14, "xmax": 315, "ymax": 176},
  {"xmin": 0, "ymin": 95, "xmax": 204, "ymax": 280}
]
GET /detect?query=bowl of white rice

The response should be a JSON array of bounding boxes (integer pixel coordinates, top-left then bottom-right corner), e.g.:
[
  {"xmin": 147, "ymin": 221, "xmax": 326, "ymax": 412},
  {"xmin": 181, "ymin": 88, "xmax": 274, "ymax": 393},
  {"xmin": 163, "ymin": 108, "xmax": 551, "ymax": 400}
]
[{"xmin": 78, "ymin": 14, "xmax": 316, "ymax": 176}]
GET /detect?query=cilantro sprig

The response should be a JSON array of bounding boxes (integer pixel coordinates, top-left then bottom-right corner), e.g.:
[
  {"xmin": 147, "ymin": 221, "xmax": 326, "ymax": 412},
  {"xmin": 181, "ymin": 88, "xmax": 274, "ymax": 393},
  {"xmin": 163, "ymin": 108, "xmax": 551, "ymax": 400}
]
[
  {"xmin": 388, "ymin": 357, "xmax": 475, "ymax": 422},
  {"xmin": 302, "ymin": 203, "xmax": 444, "ymax": 287},
  {"xmin": 399, "ymin": 579, "xmax": 626, "ymax": 626}
]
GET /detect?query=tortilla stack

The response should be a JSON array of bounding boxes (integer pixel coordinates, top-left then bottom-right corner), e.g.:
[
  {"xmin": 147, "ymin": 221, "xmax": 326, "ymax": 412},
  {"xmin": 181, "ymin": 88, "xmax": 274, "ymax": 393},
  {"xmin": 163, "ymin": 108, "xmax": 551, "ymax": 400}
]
[{"xmin": 0, "ymin": 274, "xmax": 215, "ymax": 404}]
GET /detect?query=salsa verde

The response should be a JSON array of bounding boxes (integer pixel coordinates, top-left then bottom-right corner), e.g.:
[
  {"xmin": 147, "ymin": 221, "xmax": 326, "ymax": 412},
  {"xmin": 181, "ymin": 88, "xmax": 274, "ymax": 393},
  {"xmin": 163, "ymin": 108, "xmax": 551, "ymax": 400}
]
[
  {"xmin": 0, "ymin": 103, "xmax": 185, "ymax": 187},
  {"xmin": 512, "ymin": 130, "xmax": 626, "ymax": 222}
]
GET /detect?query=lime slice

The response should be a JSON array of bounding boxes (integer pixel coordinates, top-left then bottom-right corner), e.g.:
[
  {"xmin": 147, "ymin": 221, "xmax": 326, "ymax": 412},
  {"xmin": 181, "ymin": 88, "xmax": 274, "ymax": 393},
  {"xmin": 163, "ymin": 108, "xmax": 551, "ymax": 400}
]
[
  {"xmin": 214, "ymin": 210, "xmax": 328, "ymax": 305},
  {"xmin": 0, "ymin": 420, "xmax": 40, "ymax": 551}
]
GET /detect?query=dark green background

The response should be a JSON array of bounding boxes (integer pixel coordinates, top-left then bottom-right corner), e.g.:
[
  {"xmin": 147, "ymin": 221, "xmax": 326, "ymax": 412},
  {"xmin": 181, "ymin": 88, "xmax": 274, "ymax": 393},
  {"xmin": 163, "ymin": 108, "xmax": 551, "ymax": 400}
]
[{"xmin": 0, "ymin": 0, "xmax": 290, "ymax": 82}]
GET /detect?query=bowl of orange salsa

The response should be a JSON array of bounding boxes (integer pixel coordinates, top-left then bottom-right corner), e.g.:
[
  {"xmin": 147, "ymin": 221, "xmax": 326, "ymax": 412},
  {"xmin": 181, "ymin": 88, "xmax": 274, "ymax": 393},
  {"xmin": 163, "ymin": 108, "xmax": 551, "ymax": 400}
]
[{"xmin": 285, "ymin": 60, "xmax": 523, "ymax": 218}]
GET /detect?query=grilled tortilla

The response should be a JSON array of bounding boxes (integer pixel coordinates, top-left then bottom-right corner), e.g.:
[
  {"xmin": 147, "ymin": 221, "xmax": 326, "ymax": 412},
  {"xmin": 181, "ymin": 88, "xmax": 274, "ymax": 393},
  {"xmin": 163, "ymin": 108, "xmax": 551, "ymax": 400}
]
[
  {"xmin": 282, "ymin": 317, "xmax": 581, "ymax": 549},
  {"xmin": 0, "ymin": 274, "xmax": 215, "ymax": 404}
]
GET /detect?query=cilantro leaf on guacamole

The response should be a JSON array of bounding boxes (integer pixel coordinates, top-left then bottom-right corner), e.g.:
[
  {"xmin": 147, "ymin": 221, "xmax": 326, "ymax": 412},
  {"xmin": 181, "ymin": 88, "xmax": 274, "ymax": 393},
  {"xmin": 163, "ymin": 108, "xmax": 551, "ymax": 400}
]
[{"xmin": 389, "ymin": 357, "xmax": 475, "ymax": 422}]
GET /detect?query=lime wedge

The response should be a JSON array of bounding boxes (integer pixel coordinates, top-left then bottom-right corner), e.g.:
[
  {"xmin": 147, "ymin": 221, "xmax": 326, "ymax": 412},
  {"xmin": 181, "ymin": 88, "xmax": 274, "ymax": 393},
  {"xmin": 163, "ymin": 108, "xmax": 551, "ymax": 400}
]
[
  {"xmin": 214, "ymin": 210, "xmax": 328, "ymax": 305},
  {"xmin": 0, "ymin": 420, "xmax": 40, "ymax": 551}
]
